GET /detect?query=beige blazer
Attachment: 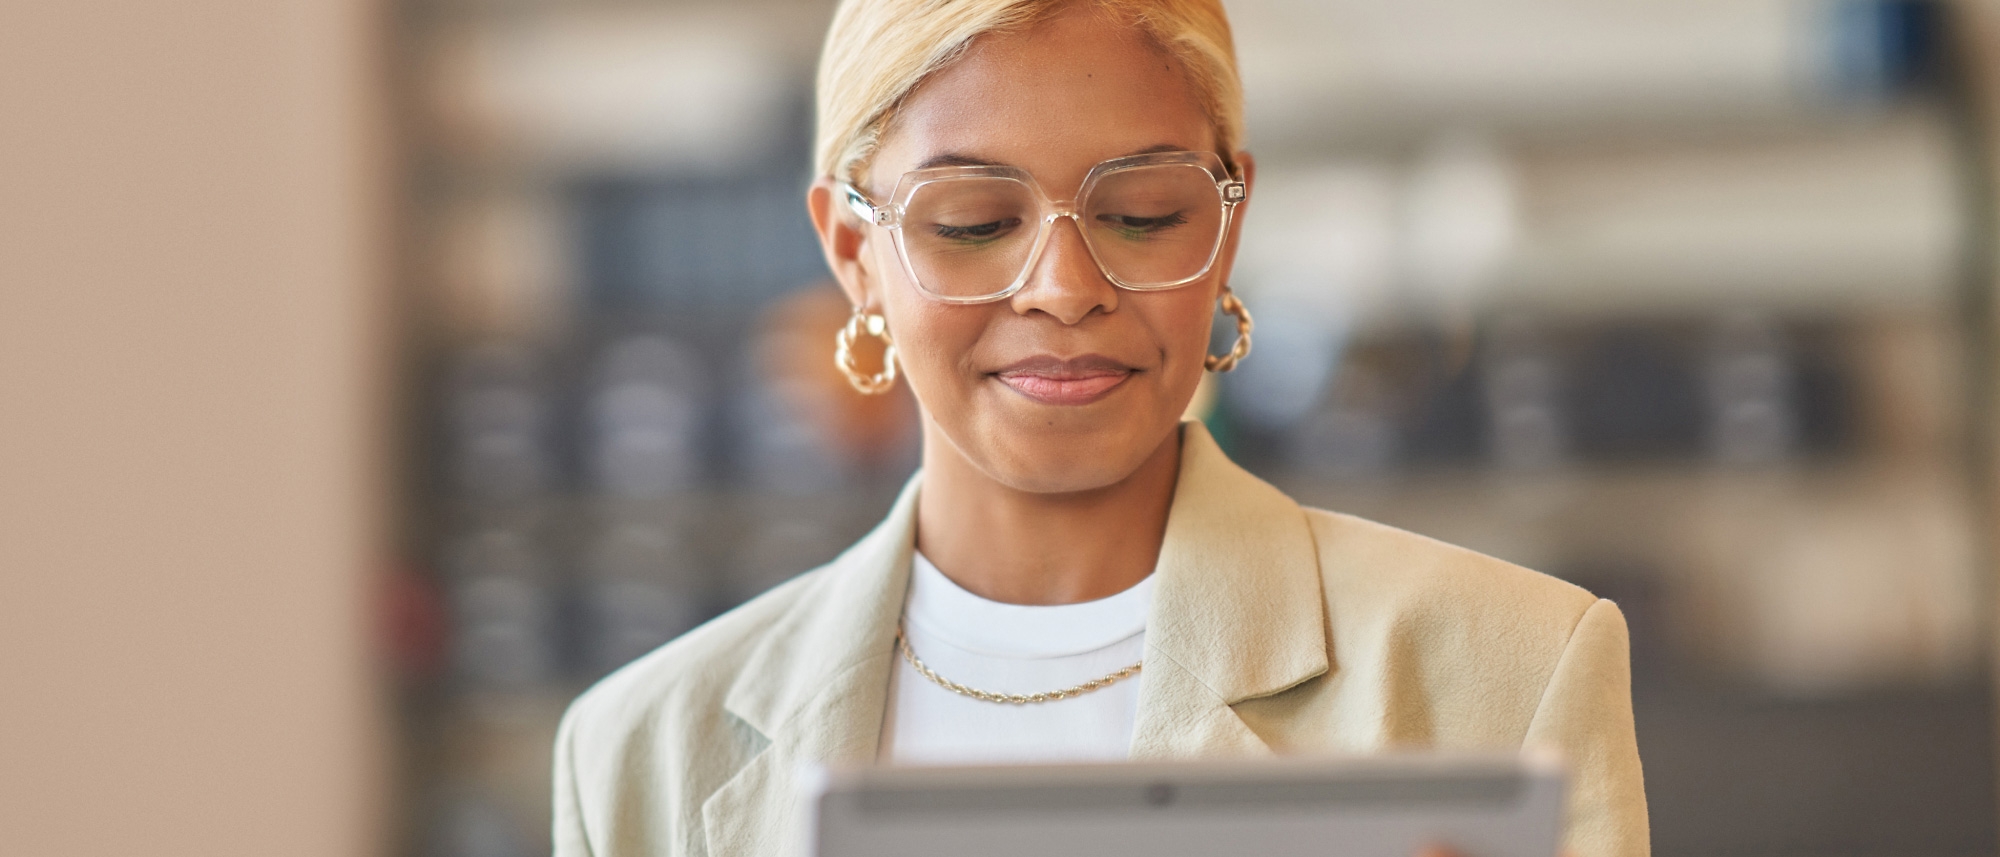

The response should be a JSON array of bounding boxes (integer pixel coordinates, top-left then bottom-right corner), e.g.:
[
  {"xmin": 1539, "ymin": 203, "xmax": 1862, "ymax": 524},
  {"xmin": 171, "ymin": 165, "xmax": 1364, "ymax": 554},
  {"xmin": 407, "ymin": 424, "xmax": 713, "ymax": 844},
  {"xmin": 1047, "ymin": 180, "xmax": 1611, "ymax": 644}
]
[{"xmin": 553, "ymin": 423, "xmax": 1649, "ymax": 857}]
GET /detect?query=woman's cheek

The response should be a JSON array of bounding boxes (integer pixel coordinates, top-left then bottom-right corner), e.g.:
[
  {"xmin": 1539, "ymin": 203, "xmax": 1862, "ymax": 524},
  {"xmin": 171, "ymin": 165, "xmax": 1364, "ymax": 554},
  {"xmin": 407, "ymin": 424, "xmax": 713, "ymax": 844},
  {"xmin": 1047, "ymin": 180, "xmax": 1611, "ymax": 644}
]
[
  {"xmin": 889, "ymin": 301, "xmax": 974, "ymax": 411},
  {"xmin": 1158, "ymin": 289, "xmax": 1218, "ymax": 374}
]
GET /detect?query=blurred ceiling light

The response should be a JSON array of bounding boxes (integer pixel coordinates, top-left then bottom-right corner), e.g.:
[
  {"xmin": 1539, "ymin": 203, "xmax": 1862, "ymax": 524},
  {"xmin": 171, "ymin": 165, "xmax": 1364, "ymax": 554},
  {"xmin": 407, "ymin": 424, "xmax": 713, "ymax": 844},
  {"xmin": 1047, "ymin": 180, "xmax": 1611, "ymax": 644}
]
[
  {"xmin": 1401, "ymin": 131, "xmax": 1520, "ymax": 312},
  {"xmin": 428, "ymin": 9, "xmax": 791, "ymax": 173},
  {"xmin": 1236, "ymin": 162, "xmax": 1399, "ymax": 316},
  {"xmin": 1504, "ymin": 115, "xmax": 1956, "ymax": 315},
  {"xmin": 1233, "ymin": 0, "xmax": 1909, "ymax": 149}
]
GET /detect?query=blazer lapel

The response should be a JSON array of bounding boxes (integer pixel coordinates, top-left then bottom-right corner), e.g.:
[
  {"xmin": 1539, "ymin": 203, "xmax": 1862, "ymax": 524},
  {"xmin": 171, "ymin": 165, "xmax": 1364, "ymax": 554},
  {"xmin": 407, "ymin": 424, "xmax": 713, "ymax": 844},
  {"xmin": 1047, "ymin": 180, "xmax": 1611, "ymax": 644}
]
[
  {"xmin": 1131, "ymin": 422, "xmax": 1331, "ymax": 759},
  {"xmin": 702, "ymin": 476, "xmax": 921, "ymax": 857},
  {"xmin": 698, "ymin": 422, "xmax": 1333, "ymax": 854}
]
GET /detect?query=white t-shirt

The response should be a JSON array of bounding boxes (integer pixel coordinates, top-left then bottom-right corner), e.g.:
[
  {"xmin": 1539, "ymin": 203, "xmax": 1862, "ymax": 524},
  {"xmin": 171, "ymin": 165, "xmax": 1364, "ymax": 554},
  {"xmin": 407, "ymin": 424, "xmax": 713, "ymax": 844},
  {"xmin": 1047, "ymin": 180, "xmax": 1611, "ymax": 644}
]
[{"xmin": 880, "ymin": 550, "xmax": 1152, "ymax": 765}]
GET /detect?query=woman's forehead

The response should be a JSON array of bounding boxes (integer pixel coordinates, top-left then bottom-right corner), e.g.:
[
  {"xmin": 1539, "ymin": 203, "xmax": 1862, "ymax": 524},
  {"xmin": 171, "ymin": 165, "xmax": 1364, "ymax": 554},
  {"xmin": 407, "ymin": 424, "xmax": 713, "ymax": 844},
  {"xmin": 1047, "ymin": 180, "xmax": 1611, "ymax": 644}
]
[
  {"xmin": 906, "ymin": 143, "xmax": 1194, "ymax": 173},
  {"xmin": 868, "ymin": 9, "xmax": 1213, "ymax": 188}
]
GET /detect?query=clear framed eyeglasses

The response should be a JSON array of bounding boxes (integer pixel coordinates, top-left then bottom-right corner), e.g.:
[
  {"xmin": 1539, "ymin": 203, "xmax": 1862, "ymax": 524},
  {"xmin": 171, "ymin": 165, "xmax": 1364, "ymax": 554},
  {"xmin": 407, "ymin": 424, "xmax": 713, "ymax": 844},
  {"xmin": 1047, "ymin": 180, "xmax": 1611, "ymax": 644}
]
[{"xmin": 841, "ymin": 150, "xmax": 1248, "ymax": 304}]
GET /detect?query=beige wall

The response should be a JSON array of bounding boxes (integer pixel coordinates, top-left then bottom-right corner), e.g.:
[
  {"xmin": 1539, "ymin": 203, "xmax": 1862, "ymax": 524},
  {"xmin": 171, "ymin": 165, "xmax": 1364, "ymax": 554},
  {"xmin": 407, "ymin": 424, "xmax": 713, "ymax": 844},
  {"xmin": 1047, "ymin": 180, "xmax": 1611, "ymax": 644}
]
[{"xmin": 0, "ymin": 2, "xmax": 388, "ymax": 856}]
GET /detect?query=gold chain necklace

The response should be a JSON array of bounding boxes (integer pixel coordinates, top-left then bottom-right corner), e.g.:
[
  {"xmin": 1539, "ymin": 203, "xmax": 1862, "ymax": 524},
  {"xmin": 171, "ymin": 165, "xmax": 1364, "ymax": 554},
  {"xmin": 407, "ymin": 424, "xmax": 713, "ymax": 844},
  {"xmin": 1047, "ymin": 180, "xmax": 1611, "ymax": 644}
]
[{"xmin": 895, "ymin": 626, "xmax": 1143, "ymax": 705}]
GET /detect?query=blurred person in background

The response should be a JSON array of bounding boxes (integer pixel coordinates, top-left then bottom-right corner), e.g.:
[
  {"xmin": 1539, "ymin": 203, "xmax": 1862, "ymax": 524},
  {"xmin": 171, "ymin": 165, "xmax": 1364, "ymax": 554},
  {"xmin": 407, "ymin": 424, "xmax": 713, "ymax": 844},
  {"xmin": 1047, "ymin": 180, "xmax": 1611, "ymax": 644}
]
[{"xmin": 552, "ymin": 1, "xmax": 1647, "ymax": 855}]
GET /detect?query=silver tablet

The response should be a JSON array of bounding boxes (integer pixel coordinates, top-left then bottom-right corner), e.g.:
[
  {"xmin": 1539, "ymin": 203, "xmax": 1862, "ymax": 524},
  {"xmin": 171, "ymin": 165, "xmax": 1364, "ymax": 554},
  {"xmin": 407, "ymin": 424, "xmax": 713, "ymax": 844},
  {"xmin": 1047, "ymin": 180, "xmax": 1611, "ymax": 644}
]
[{"xmin": 806, "ymin": 753, "xmax": 1565, "ymax": 857}]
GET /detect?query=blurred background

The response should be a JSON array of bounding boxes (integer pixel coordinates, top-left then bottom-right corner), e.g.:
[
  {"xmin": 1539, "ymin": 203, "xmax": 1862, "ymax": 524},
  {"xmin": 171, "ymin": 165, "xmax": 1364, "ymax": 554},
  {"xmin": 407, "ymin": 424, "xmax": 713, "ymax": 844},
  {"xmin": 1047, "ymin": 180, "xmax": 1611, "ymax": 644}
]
[{"xmin": 7, "ymin": 0, "xmax": 2000, "ymax": 855}]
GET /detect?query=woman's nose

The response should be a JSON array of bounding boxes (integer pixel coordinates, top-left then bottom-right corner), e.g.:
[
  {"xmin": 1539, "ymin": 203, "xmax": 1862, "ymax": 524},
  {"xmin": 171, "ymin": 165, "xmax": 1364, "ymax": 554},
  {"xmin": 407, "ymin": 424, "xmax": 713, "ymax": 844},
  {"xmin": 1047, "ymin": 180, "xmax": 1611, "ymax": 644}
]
[{"xmin": 1008, "ymin": 214, "xmax": 1118, "ymax": 325}]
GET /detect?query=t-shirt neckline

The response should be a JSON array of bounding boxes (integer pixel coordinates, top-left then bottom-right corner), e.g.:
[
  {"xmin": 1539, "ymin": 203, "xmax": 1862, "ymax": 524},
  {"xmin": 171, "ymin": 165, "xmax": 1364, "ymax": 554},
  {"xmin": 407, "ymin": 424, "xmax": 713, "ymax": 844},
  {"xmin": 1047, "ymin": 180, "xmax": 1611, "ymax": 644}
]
[{"xmin": 903, "ymin": 549, "xmax": 1152, "ymax": 659}]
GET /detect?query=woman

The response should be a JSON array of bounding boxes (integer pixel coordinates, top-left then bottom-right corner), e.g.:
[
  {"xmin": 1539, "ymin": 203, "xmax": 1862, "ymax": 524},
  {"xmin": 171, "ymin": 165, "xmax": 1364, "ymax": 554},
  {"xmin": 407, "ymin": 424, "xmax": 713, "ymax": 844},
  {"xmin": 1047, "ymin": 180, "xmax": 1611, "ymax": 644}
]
[{"xmin": 553, "ymin": 0, "xmax": 1648, "ymax": 855}]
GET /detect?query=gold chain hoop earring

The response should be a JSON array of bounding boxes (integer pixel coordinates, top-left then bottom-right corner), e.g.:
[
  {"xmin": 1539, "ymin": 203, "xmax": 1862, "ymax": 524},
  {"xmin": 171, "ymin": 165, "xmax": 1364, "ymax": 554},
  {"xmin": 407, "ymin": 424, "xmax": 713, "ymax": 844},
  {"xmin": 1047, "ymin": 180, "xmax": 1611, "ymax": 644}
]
[
  {"xmin": 1205, "ymin": 288, "xmax": 1254, "ymax": 373},
  {"xmin": 835, "ymin": 307, "xmax": 899, "ymax": 394}
]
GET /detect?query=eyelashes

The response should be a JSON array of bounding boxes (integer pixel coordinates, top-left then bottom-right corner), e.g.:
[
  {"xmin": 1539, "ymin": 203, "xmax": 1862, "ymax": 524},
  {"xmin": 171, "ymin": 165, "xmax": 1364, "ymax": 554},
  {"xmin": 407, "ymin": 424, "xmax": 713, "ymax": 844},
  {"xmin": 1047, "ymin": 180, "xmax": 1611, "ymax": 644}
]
[
  {"xmin": 1096, "ymin": 210, "xmax": 1189, "ymax": 239},
  {"xmin": 933, "ymin": 217, "xmax": 1022, "ymax": 242},
  {"xmin": 930, "ymin": 211, "xmax": 1190, "ymax": 243}
]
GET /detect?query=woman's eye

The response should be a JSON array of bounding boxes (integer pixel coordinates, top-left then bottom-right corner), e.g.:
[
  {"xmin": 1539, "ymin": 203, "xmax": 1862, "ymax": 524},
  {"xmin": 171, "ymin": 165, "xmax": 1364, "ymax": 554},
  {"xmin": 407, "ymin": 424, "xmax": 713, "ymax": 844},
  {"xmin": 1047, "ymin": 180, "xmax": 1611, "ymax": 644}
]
[
  {"xmin": 1096, "ymin": 210, "xmax": 1189, "ymax": 236},
  {"xmin": 934, "ymin": 218, "xmax": 1020, "ymax": 241}
]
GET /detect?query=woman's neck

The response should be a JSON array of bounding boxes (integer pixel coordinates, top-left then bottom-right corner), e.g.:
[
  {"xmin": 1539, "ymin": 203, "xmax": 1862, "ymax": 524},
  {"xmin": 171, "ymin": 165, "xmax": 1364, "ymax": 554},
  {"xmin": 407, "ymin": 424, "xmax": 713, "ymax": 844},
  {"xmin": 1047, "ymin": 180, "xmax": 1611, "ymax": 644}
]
[{"xmin": 913, "ymin": 422, "xmax": 1182, "ymax": 606}]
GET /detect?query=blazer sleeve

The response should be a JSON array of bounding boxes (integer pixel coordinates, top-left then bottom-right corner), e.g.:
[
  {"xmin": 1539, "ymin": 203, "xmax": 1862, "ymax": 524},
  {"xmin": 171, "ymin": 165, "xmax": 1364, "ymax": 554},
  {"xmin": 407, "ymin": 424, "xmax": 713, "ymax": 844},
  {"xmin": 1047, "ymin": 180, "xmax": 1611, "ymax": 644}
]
[
  {"xmin": 1523, "ymin": 598, "xmax": 1651, "ymax": 857},
  {"xmin": 552, "ymin": 701, "xmax": 597, "ymax": 857}
]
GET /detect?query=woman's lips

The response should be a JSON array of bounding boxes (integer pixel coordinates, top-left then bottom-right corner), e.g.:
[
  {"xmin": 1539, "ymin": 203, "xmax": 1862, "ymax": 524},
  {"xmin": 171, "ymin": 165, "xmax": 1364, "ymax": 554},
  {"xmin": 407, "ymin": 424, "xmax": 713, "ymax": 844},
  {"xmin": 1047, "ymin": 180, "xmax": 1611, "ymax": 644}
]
[{"xmin": 992, "ymin": 355, "xmax": 1135, "ymax": 406}]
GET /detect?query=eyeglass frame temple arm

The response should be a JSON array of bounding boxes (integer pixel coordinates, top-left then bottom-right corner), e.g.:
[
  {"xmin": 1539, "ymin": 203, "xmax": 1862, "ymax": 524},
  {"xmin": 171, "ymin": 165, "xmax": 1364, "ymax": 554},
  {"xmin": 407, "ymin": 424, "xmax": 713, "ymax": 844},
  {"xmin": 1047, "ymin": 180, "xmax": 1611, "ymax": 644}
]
[{"xmin": 841, "ymin": 183, "xmax": 897, "ymax": 227}]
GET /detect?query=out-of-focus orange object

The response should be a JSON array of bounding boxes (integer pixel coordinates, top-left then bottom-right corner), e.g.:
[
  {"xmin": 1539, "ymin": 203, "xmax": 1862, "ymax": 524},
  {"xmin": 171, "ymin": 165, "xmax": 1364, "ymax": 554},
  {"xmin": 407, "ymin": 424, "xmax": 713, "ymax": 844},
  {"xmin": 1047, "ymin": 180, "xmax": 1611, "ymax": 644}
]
[{"xmin": 755, "ymin": 281, "xmax": 920, "ymax": 466}]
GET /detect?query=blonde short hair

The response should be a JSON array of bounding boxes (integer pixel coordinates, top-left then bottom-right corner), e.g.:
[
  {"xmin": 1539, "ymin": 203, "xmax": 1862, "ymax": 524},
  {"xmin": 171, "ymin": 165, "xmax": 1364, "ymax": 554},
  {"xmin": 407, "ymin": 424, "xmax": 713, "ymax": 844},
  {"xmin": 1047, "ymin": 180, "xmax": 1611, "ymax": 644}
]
[{"xmin": 813, "ymin": 0, "xmax": 1244, "ymax": 184}]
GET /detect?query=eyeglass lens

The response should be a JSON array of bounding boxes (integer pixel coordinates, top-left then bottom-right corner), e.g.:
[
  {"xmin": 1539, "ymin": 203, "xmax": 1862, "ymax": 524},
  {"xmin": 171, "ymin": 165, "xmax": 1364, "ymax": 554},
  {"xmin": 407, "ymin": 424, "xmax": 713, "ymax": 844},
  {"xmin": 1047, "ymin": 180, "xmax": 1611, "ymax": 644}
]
[{"xmin": 896, "ymin": 164, "xmax": 1226, "ymax": 299}]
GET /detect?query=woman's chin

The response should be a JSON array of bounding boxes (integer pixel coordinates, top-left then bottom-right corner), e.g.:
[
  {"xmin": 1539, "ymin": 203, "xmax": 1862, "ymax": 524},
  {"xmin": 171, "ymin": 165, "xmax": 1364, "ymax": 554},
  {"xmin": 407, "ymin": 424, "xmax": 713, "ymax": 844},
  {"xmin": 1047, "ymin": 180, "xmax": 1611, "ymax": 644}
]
[
  {"xmin": 969, "ymin": 418, "xmax": 1177, "ymax": 496},
  {"xmin": 989, "ymin": 459, "xmax": 1137, "ymax": 495}
]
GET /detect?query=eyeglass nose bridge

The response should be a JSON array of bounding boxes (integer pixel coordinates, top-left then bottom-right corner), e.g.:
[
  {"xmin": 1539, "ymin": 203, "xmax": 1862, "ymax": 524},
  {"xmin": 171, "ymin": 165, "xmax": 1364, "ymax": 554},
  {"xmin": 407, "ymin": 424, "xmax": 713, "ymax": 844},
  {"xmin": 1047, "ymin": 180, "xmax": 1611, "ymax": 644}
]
[{"xmin": 1010, "ymin": 199, "xmax": 1118, "ymax": 296}]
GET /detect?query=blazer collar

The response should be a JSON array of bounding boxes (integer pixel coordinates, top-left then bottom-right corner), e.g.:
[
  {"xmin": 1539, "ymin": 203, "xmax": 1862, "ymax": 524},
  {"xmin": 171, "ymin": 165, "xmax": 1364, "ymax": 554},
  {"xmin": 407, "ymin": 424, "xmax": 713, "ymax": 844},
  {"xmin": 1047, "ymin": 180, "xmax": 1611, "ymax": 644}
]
[
  {"xmin": 718, "ymin": 472, "xmax": 919, "ymax": 747},
  {"xmin": 1131, "ymin": 421, "xmax": 1330, "ymax": 758},
  {"xmin": 706, "ymin": 476, "xmax": 918, "ymax": 857},
  {"xmin": 705, "ymin": 422, "xmax": 1330, "ymax": 855}
]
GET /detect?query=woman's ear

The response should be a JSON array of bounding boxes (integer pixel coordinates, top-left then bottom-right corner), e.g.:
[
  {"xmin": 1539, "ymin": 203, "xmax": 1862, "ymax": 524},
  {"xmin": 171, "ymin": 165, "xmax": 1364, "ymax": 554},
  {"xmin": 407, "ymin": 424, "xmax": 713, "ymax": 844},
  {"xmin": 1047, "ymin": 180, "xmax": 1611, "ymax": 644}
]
[{"xmin": 807, "ymin": 178, "xmax": 877, "ymax": 309}]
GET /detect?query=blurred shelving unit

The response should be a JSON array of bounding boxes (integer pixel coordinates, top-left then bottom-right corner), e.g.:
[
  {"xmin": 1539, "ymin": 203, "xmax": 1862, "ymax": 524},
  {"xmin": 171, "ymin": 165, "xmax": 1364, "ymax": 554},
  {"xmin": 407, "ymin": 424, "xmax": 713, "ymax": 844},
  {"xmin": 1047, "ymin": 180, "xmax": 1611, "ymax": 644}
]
[
  {"xmin": 390, "ymin": 1, "xmax": 2000, "ymax": 855},
  {"xmin": 390, "ymin": 3, "xmax": 918, "ymax": 854}
]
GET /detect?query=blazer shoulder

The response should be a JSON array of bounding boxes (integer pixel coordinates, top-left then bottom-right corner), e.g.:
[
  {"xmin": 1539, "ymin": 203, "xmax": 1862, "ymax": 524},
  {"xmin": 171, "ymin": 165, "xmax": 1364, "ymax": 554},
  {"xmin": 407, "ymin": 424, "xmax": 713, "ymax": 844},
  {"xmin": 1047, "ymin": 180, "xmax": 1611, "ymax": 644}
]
[
  {"xmin": 554, "ymin": 562, "xmax": 844, "ymax": 857},
  {"xmin": 1301, "ymin": 506, "xmax": 1601, "ymax": 636},
  {"xmin": 562, "ymin": 564, "xmax": 831, "ymax": 740}
]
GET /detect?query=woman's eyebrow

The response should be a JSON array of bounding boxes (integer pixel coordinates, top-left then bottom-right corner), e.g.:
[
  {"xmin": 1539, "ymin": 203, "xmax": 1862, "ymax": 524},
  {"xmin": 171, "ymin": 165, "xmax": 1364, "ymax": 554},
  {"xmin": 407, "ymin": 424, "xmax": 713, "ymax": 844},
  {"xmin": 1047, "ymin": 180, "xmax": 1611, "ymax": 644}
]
[
  {"xmin": 915, "ymin": 152, "xmax": 1003, "ymax": 170},
  {"xmin": 912, "ymin": 144, "xmax": 1194, "ymax": 171}
]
